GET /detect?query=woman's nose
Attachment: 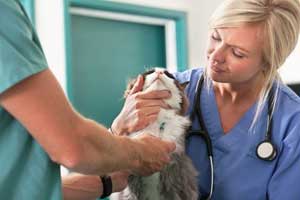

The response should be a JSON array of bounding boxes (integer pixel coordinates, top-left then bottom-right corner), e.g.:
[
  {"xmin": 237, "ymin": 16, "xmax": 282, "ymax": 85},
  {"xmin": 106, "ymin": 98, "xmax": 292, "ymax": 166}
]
[{"xmin": 210, "ymin": 45, "xmax": 226, "ymax": 64}]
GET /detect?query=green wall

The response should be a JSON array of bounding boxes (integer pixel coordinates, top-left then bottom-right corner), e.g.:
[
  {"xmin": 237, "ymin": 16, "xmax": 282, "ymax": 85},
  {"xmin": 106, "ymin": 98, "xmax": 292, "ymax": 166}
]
[{"xmin": 70, "ymin": 14, "xmax": 166, "ymax": 126}]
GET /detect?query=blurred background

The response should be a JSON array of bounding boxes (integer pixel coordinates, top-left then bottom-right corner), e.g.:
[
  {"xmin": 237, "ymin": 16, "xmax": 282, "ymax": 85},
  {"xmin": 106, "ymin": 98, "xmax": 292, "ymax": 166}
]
[{"xmin": 20, "ymin": 0, "xmax": 300, "ymax": 177}]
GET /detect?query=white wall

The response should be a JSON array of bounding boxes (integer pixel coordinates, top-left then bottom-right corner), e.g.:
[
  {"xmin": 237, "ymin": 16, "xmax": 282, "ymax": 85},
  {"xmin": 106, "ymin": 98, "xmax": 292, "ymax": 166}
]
[
  {"xmin": 35, "ymin": 0, "xmax": 66, "ymax": 91},
  {"xmin": 280, "ymin": 41, "xmax": 300, "ymax": 84}
]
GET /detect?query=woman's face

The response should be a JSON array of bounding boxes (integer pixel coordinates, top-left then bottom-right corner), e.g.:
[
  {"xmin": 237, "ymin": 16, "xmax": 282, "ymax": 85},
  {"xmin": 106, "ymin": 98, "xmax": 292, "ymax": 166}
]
[{"xmin": 206, "ymin": 24, "xmax": 265, "ymax": 85}]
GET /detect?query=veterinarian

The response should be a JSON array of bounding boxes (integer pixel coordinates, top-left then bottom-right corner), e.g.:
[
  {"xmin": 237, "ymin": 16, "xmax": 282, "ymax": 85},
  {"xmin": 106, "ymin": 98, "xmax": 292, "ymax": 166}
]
[
  {"xmin": 112, "ymin": 0, "xmax": 300, "ymax": 199},
  {"xmin": 0, "ymin": 1, "xmax": 176, "ymax": 199}
]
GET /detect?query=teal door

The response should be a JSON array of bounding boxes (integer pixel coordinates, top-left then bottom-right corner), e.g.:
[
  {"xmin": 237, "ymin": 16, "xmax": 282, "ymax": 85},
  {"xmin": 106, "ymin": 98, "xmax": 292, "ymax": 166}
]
[{"xmin": 70, "ymin": 14, "xmax": 166, "ymax": 127}]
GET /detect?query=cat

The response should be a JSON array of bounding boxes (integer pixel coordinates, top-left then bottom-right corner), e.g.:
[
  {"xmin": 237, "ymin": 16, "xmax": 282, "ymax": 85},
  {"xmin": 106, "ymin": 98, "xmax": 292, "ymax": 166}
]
[{"xmin": 110, "ymin": 68, "xmax": 199, "ymax": 200}]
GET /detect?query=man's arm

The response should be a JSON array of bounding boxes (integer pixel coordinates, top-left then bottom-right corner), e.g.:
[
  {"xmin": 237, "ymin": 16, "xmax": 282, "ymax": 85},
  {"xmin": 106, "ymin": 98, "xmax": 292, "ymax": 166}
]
[{"xmin": 0, "ymin": 69, "xmax": 175, "ymax": 175}]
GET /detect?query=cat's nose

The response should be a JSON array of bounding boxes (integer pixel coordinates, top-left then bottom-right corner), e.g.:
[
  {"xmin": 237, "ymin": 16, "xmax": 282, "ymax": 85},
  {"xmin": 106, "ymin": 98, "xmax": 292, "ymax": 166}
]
[{"xmin": 156, "ymin": 71, "xmax": 164, "ymax": 75}]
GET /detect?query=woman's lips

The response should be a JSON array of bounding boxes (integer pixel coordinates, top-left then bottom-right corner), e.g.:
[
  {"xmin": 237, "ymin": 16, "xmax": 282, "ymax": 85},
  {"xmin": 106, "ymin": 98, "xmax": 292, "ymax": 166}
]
[
  {"xmin": 211, "ymin": 65, "xmax": 226, "ymax": 73},
  {"xmin": 207, "ymin": 57, "xmax": 227, "ymax": 73}
]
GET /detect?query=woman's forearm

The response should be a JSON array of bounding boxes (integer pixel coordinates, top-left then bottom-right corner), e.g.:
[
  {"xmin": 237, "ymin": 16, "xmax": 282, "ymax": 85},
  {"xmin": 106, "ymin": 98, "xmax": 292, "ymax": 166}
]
[
  {"xmin": 62, "ymin": 173, "xmax": 102, "ymax": 200},
  {"xmin": 62, "ymin": 172, "xmax": 129, "ymax": 200}
]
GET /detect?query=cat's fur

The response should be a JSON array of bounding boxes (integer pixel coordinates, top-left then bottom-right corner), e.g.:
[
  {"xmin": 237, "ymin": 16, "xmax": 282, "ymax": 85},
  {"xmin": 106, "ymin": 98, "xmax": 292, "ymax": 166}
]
[{"xmin": 111, "ymin": 68, "xmax": 199, "ymax": 200}]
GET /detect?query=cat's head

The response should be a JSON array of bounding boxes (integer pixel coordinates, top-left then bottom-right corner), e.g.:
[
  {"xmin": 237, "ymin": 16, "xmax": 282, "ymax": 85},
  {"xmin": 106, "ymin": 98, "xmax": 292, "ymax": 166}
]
[{"xmin": 125, "ymin": 68, "xmax": 189, "ymax": 115}]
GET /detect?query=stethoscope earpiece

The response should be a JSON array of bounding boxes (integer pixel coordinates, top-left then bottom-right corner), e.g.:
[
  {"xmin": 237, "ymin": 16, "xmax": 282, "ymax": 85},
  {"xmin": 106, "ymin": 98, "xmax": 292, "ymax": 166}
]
[{"xmin": 256, "ymin": 140, "xmax": 277, "ymax": 161}]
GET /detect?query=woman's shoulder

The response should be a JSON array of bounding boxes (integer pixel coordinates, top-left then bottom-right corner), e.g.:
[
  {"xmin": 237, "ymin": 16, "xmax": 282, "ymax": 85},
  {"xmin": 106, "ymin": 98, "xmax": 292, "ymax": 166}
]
[
  {"xmin": 275, "ymin": 82, "xmax": 300, "ymax": 145},
  {"xmin": 277, "ymin": 82, "xmax": 300, "ymax": 111},
  {"xmin": 173, "ymin": 67, "xmax": 205, "ymax": 84}
]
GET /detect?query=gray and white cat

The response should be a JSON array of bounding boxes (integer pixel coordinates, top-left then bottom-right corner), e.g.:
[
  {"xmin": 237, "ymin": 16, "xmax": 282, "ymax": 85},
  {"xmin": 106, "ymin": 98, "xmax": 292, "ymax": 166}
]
[{"xmin": 111, "ymin": 68, "xmax": 199, "ymax": 200}]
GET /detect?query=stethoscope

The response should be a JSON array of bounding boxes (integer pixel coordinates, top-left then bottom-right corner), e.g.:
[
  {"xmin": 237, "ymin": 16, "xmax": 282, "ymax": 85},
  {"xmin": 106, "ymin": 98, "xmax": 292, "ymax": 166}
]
[{"xmin": 186, "ymin": 74, "xmax": 277, "ymax": 200}]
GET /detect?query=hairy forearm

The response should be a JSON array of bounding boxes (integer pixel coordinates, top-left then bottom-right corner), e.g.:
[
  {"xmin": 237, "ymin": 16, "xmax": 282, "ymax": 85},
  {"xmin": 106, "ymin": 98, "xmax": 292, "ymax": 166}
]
[{"xmin": 65, "ymin": 118, "xmax": 140, "ymax": 175}]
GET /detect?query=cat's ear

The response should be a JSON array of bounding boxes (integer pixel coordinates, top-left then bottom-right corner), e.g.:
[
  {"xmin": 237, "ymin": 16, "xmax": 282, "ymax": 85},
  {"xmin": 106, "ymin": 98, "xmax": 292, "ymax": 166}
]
[
  {"xmin": 179, "ymin": 81, "xmax": 189, "ymax": 115},
  {"xmin": 179, "ymin": 82, "xmax": 189, "ymax": 91}
]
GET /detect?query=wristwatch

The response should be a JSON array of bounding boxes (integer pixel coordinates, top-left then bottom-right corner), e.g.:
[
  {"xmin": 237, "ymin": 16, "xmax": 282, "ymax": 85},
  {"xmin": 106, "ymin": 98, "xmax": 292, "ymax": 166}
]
[{"xmin": 100, "ymin": 175, "xmax": 112, "ymax": 199}]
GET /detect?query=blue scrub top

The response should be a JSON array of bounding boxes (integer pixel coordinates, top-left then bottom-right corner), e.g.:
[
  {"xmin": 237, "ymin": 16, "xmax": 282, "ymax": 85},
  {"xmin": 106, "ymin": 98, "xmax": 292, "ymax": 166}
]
[
  {"xmin": 0, "ymin": 1, "xmax": 62, "ymax": 199},
  {"xmin": 175, "ymin": 68, "xmax": 300, "ymax": 200}
]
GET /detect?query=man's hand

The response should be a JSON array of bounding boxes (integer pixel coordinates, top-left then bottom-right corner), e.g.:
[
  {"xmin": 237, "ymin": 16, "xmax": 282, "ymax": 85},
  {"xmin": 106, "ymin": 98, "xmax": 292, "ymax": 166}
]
[{"xmin": 130, "ymin": 134, "xmax": 176, "ymax": 176}]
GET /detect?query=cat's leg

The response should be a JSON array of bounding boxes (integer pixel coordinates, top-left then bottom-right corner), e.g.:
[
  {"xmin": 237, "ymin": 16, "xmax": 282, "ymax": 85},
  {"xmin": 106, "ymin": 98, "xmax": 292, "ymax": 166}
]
[
  {"xmin": 160, "ymin": 153, "xmax": 199, "ymax": 200},
  {"xmin": 177, "ymin": 153, "xmax": 199, "ymax": 200},
  {"xmin": 110, "ymin": 188, "xmax": 133, "ymax": 200},
  {"xmin": 159, "ymin": 153, "xmax": 184, "ymax": 200},
  {"xmin": 127, "ymin": 175, "xmax": 143, "ymax": 200}
]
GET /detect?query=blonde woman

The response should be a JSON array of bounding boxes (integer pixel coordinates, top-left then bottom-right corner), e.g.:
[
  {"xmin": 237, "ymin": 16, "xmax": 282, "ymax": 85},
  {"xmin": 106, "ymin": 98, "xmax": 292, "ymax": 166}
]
[{"xmin": 112, "ymin": 0, "xmax": 300, "ymax": 199}]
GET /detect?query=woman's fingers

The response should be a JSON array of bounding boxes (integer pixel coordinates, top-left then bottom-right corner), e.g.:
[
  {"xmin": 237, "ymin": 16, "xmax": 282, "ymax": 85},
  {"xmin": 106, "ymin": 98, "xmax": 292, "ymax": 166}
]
[
  {"xmin": 142, "ymin": 106, "xmax": 161, "ymax": 116},
  {"xmin": 136, "ymin": 90, "xmax": 171, "ymax": 99},
  {"xmin": 134, "ymin": 99, "xmax": 170, "ymax": 109},
  {"xmin": 129, "ymin": 75, "xmax": 144, "ymax": 95},
  {"xmin": 112, "ymin": 79, "xmax": 171, "ymax": 135},
  {"xmin": 126, "ymin": 108, "xmax": 161, "ymax": 133}
]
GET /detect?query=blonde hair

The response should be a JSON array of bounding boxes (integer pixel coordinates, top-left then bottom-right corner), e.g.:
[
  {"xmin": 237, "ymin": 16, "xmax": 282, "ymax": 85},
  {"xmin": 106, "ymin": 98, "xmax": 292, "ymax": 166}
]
[{"xmin": 206, "ymin": 0, "xmax": 300, "ymax": 130}]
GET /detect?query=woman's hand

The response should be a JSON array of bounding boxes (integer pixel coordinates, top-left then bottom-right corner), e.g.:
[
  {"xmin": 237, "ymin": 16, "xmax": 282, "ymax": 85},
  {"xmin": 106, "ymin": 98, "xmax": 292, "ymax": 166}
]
[
  {"xmin": 62, "ymin": 173, "xmax": 102, "ymax": 200},
  {"xmin": 112, "ymin": 75, "xmax": 171, "ymax": 135}
]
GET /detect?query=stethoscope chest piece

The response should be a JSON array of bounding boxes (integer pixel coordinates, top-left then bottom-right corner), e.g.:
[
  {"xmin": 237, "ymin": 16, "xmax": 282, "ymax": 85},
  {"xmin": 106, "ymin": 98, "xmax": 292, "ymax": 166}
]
[{"xmin": 256, "ymin": 140, "xmax": 277, "ymax": 161}]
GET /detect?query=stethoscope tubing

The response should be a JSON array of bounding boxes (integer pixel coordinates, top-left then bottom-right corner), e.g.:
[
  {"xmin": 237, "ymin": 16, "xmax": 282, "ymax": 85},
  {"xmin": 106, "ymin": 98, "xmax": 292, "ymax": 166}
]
[{"xmin": 187, "ymin": 74, "xmax": 276, "ymax": 200}]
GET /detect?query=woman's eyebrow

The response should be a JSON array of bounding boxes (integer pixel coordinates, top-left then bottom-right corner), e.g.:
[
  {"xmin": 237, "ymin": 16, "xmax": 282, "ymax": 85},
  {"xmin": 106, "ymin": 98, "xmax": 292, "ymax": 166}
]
[
  {"xmin": 229, "ymin": 44, "xmax": 250, "ymax": 54},
  {"xmin": 216, "ymin": 29, "xmax": 251, "ymax": 54}
]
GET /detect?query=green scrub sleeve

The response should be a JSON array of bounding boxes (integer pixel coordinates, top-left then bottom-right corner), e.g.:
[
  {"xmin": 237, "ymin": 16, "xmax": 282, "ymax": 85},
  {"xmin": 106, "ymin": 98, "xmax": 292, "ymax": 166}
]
[{"xmin": 0, "ymin": 0, "xmax": 48, "ymax": 94}]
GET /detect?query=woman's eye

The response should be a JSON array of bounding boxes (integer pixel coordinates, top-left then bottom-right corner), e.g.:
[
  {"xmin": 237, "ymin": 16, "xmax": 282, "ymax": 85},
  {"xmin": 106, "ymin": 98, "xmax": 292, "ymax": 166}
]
[
  {"xmin": 211, "ymin": 32, "xmax": 221, "ymax": 41},
  {"xmin": 232, "ymin": 49, "xmax": 245, "ymax": 59}
]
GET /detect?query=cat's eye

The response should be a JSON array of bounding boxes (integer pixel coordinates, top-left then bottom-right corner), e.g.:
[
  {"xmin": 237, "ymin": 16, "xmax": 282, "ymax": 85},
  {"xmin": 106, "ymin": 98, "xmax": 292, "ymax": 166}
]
[
  {"xmin": 143, "ymin": 69, "xmax": 155, "ymax": 76},
  {"xmin": 164, "ymin": 71, "xmax": 175, "ymax": 79}
]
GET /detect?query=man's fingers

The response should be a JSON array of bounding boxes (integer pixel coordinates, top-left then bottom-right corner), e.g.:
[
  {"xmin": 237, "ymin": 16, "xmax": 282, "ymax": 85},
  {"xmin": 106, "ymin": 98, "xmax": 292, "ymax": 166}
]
[
  {"xmin": 163, "ymin": 140, "xmax": 176, "ymax": 153},
  {"xmin": 130, "ymin": 75, "xmax": 144, "ymax": 95}
]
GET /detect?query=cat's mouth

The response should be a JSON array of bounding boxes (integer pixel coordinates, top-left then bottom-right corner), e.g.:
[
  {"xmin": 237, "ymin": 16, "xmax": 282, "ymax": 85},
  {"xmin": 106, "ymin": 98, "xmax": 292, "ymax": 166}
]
[{"xmin": 144, "ymin": 77, "xmax": 167, "ymax": 90}]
